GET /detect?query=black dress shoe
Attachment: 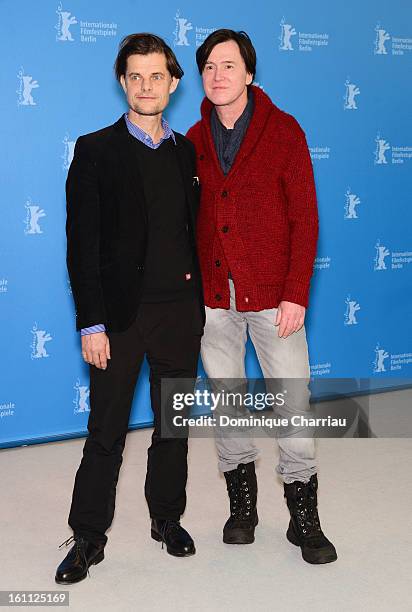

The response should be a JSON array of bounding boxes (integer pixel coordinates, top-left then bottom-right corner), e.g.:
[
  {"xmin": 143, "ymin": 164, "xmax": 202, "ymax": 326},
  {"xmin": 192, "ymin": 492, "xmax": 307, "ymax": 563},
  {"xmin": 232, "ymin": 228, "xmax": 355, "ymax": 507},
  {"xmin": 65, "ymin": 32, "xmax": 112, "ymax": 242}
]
[
  {"xmin": 151, "ymin": 519, "xmax": 195, "ymax": 557},
  {"xmin": 55, "ymin": 535, "xmax": 105, "ymax": 584}
]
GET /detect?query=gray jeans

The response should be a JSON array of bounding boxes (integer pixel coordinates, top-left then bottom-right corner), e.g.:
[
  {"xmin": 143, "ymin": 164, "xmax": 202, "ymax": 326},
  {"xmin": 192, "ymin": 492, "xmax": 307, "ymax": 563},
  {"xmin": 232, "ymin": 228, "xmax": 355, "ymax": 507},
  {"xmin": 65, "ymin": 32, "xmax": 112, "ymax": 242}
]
[{"xmin": 201, "ymin": 280, "xmax": 317, "ymax": 484}]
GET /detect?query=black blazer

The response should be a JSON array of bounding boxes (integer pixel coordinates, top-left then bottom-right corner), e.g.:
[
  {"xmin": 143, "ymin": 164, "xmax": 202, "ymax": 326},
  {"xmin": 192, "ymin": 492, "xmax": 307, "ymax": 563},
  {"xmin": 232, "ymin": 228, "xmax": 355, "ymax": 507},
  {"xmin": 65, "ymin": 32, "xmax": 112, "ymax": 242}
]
[{"xmin": 66, "ymin": 115, "xmax": 205, "ymax": 332}]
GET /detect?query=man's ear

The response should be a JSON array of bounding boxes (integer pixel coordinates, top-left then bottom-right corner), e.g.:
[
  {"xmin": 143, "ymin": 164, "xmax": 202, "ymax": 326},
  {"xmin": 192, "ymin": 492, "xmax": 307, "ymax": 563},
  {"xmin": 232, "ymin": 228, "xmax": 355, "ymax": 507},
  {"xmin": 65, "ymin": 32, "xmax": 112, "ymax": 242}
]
[
  {"xmin": 120, "ymin": 74, "xmax": 127, "ymax": 94},
  {"xmin": 246, "ymin": 72, "xmax": 253, "ymax": 86},
  {"xmin": 169, "ymin": 76, "xmax": 180, "ymax": 94}
]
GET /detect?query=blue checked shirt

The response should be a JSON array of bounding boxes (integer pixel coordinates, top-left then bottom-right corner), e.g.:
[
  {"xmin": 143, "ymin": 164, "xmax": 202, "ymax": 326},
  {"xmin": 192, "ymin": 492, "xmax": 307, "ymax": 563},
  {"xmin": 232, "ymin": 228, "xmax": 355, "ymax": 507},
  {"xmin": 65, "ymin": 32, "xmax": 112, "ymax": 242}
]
[{"xmin": 80, "ymin": 113, "xmax": 176, "ymax": 336}]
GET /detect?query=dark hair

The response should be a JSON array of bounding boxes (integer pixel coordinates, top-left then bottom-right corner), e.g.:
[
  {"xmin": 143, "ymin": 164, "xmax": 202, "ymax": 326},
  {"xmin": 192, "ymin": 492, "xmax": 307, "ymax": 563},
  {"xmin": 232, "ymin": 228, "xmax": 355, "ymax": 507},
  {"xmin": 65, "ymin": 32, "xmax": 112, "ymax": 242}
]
[
  {"xmin": 196, "ymin": 29, "xmax": 256, "ymax": 80},
  {"xmin": 114, "ymin": 33, "xmax": 184, "ymax": 81}
]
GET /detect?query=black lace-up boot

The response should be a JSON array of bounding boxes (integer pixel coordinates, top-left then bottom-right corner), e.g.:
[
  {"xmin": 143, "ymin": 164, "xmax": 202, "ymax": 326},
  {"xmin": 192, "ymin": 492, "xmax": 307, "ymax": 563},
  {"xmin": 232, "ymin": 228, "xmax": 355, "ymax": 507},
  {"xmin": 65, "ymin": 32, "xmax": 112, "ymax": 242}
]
[
  {"xmin": 55, "ymin": 535, "xmax": 105, "ymax": 584},
  {"xmin": 223, "ymin": 462, "xmax": 258, "ymax": 544},
  {"xmin": 283, "ymin": 473, "xmax": 337, "ymax": 564}
]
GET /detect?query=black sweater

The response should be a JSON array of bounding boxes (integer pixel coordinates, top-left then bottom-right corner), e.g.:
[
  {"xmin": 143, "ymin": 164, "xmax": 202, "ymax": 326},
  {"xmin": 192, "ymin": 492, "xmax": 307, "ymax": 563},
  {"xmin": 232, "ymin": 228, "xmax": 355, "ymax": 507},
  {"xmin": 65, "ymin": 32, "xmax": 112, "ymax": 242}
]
[{"xmin": 132, "ymin": 137, "xmax": 199, "ymax": 302}]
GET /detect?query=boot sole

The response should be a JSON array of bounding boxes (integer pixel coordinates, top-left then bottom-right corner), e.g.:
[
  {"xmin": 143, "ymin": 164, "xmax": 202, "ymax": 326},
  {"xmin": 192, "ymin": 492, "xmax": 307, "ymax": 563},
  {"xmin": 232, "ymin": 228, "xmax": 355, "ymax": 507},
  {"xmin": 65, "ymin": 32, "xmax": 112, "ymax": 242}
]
[
  {"xmin": 223, "ymin": 514, "xmax": 259, "ymax": 545},
  {"xmin": 54, "ymin": 550, "xmax": 105, "ymax": 585},
  {"xmin": 151, "ymin": 530, "xmax": 196, "ymax": 557},
  {"xmin": 223, "ymin": 531, "xmax": 255, "ymax": 544},
  {"xmin": 286, "ymin": 526, "xmax": 337, "ymax": 564}
]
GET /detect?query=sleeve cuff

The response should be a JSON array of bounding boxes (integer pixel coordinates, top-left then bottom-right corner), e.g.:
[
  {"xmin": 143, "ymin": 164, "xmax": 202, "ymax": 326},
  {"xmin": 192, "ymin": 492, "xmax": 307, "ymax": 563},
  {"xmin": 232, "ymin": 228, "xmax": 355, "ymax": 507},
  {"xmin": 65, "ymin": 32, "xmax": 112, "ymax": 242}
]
[
  {"xmin": 80, "ymin": 324, "xmax": 106, "ymax": 336},
  {"xmin": 281, "ymin": 279, "xmax": 310, "ymax": 309}
]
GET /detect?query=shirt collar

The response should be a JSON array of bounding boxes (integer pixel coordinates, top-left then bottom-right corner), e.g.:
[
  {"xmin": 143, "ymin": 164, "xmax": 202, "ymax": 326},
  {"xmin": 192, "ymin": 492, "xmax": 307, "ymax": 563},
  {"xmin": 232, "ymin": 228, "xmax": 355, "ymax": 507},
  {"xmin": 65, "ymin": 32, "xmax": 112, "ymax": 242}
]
[{"xmin": 124, "ymin": 113, "xmax": 176, "ymax": 148}]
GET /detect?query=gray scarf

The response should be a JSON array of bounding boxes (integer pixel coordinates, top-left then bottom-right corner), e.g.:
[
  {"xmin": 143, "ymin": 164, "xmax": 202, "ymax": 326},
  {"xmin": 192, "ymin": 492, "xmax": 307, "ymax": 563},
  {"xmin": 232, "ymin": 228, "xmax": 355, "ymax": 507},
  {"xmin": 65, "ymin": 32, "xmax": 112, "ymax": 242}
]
[{"xmin": 210, "ymin": 89, "xmax": 254, "ymax": 175}]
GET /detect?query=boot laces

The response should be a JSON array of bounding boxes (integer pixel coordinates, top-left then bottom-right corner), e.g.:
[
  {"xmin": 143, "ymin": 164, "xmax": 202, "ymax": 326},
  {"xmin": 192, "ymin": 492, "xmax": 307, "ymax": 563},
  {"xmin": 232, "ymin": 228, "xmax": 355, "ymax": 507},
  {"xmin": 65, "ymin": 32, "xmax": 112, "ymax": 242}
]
[
  {"xmin": 295, "ymin": 480, "xmax": 322, "ymax": 537},
  {"xmin": 58, "ymin": 535, "xmax": 91, "ymax": 577},
  {"xmin": 160, "ymin": 520, "xmax": 181, "ymax": 549},
  {"xmin": 227, "ymin": 467, "xmax": 253, "ymax": 521}
]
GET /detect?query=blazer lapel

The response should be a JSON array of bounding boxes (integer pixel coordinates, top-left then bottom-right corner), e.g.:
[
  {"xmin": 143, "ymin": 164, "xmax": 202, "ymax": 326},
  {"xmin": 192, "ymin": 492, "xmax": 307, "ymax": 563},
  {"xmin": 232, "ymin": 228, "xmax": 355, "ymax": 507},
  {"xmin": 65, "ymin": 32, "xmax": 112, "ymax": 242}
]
[
  {"xmin": 110, "ymin": 117, "xmax": 198, "ymax": 229},
  {"xmin": 109, "ymin": 116, "xmax": 148, "ymax": 224},
  {"xmin": 174, "ymin": 138, "xmax": 198, "ymax": 227}
]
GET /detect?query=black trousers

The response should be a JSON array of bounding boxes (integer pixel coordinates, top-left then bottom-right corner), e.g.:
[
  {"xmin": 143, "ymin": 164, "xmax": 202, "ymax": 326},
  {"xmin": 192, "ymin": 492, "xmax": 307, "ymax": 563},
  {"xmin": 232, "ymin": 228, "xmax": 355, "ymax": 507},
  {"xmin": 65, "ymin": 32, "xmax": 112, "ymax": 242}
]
[{"xmin": 68, "ymin": 296, "xmax": 203, "ymax": 547}]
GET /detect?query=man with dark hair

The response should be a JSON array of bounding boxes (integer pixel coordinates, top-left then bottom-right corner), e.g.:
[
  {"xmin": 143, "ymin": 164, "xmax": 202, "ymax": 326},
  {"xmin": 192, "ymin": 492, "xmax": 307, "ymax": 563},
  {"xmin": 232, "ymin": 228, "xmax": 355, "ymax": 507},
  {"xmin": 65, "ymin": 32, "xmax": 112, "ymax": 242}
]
[
  {"xmin": 55, "ymin": 33, "xmax": 204, "ymax": 584},
  {"xmin": 187, "ymin": 29, "xmax": 337, "ymax": 564}
]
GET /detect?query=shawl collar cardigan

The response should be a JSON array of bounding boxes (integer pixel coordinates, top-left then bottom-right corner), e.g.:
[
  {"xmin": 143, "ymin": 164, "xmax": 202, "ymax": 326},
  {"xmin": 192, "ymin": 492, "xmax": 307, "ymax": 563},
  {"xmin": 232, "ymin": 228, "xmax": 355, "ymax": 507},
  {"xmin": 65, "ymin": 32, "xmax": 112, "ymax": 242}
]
[{"xmin": 186, "ymin": 85, "xmax": 319, "ymax": 311}]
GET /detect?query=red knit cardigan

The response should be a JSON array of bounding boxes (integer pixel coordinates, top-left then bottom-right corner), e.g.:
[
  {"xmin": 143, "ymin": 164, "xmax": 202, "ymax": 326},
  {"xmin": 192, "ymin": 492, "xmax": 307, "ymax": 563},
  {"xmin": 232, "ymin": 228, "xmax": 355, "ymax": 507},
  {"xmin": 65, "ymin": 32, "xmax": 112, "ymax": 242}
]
[{"xmin": 186, "ymin": 85, "xmax": 319, "ymax": 311}]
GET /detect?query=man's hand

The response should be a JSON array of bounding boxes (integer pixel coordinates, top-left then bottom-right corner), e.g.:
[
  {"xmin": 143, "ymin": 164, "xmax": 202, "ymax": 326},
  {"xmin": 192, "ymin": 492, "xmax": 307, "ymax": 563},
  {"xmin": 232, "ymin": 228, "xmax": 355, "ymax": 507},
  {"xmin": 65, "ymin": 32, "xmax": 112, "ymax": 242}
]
[
  {"xmin": 81, "ymin": 332, "xmax": 111, "ymax": 369},
  {"xmin": 275, "ymin": 301, "xmax": 306, "ymax": 338}
]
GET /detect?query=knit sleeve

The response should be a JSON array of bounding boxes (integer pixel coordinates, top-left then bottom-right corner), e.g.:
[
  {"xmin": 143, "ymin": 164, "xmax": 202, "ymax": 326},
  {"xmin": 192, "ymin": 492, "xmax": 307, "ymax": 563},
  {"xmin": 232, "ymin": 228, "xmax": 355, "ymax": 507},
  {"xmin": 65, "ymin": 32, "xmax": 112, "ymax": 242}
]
[{"xmin": 281, "ymin": 128, "xmax": 319, "ymax": 308}]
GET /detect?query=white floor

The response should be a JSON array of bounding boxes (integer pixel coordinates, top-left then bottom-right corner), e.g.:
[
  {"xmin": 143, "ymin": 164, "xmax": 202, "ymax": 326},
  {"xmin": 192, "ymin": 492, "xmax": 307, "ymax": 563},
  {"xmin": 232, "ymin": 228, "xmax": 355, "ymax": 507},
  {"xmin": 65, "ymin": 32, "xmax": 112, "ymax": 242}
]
[{"xmin": 2, "ymin": 401, "xmax": 412, "ymax": 612}]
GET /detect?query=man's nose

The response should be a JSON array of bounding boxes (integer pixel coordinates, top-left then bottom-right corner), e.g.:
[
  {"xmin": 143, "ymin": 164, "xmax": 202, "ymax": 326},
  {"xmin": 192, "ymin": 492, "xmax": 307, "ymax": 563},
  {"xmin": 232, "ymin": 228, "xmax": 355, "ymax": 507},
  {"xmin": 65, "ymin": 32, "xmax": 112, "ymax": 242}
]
[
  {"xmin": 140, "ymin": 78, "xmax": 152, "ymax": 91},
  {"xmin": 213, "ymin": 68, "xmax": 225, "ymax": 82}
]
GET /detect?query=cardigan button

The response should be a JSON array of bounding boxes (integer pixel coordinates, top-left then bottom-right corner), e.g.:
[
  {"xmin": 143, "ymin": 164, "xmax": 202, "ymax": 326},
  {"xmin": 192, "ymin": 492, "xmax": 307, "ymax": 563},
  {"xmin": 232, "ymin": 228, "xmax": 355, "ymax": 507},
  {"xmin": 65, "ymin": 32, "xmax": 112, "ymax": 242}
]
[
  {"xmin": 215, "ymin": 260, "xmax": 221, "ymax": 267},
  {"xmin": 199, "ymin": 154, "xmax": 204, "ymax": 160},
  {"xmin": 221, "ymin": 225, "xmax": 229, "ymax": 233},
  {"xmin": 215, "ymin": 294, "xmax": 222, "ymax": 301},
  {"xmin": 221, "ymin": 190, "xmax": 228, "ymax": 198}
]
